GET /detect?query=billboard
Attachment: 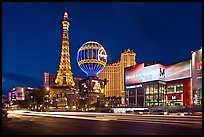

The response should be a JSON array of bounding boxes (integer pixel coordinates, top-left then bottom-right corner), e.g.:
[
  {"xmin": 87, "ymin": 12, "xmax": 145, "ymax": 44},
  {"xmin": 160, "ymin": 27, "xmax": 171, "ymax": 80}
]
[
  {"xmin": 125, "ymin": 63, "xmax": 166, "ymax": 85},
  {"xmin": 79, "ymin": 79, "xmax": 103, "ymax": 94},
  {"xmin": 91, "ymin": 80, "xmax": 101, "ymax": 93},
  {"xmin": 125, "ymin": 60, "xmax": 191, "ymax": 85},
  {"xmin": 165, "ymin": 60, "xmax": 191, "ymax": 81}
]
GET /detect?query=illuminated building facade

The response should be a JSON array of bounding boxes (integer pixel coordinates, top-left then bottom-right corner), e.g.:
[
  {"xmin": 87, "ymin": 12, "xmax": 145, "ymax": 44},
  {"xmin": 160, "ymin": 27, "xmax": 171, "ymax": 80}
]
[
  {"xmin": 192, "ymin": 47, "xmax": 202, "ymax": 105},
  {"xmin": 98, "ymin": 62, "xmax": 120, "ymax": 97},
  {"xmin": 8, "ymin": 87, "xmax": 35, "ymax": 101},
  {"xmin": 78, "ymin": 78, "xmax": 106, "ymax": 111},
  {"xmin": 98, "ymin": 48, "xmax": 136, "ymax": 104},
  {"xmin": 124, "ymin": 60, "xmax": 193, "ymax": 107}
]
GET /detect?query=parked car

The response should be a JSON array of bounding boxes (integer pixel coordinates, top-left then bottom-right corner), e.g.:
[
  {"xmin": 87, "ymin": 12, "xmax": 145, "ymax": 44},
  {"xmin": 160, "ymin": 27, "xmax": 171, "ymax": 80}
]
[{"xmin": 150, "ymin": 109, "xmax": 169, "ymax": 115}]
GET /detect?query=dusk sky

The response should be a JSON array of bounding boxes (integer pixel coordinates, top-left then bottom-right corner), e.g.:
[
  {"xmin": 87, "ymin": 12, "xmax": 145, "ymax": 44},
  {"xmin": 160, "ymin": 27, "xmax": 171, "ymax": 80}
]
[{"xmin": 2, "ymin": 2, "xmax": 202, "ymax": 94}]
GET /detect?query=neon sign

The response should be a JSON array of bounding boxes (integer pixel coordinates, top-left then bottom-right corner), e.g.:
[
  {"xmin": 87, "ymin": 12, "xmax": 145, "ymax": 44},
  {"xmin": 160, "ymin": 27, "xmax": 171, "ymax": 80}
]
[
  {"xmin": 197, "ymin": 60, "xmax": 202, "ymax": 71},
  {"xmin": 125, "ymin": 60, "xmax": 191, "ymax": 85},
  {"xmin": 171, "ymin": 96, "xmax": 176, "ymax": 100}
]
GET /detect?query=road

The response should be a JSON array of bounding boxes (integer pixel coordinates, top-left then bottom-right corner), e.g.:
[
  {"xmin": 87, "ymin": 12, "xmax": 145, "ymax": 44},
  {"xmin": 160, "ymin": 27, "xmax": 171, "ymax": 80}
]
[{"xmin": 2, "ymin": 111, "xmax": 202, "ymax": 135}]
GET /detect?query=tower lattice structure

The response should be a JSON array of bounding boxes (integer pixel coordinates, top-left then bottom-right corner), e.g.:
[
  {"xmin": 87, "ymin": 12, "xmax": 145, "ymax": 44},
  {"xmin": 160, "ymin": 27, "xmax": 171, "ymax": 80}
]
[{"xmin": 55, "ymin": 11, "xmax": 75, "ymax": 87}]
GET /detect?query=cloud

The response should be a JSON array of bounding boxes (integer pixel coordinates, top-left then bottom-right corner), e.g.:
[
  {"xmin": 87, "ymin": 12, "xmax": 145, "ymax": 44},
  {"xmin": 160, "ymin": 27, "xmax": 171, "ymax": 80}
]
[{"xmin": 2, "ymin": 71, "xmax": 43, "ymax": 88}]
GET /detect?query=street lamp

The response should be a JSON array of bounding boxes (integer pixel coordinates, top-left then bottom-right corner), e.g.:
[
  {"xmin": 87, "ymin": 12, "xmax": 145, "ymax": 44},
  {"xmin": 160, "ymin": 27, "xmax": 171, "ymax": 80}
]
[{"xmin": 46, "ymin": 87, "xmax": 50, "ymax": 91}]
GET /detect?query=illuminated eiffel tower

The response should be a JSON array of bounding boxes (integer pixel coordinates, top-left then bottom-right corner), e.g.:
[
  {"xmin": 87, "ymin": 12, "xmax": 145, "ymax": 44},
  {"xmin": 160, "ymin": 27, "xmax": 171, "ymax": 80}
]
[
  {"xmin": 49, "ymin": 11, "xmax": 76, "ymax": 109},
  {"xmin": 55, "ymin": 11, "xmax": 75, "ymax": 87}
]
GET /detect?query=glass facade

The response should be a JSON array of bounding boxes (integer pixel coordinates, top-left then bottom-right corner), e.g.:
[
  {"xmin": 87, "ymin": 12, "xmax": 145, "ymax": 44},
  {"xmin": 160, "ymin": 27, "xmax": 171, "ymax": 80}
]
[
  {"xmin": 166, "ymin": 83, "xmax": 183, "ymax": 106},
  {"xmin": 129, "ymin": 89, "xmax": 136, "ymax": 107},
  {"xmin": 125, "ymin": 82, "xmax": 166, "ymax": 107},
  {"xmin": 145, "ymin": 83, "xmax": 165, "ymax": 107},
  {"xmin": 125, "ymin": 80, "xmax": 194, "ymax": 107}
]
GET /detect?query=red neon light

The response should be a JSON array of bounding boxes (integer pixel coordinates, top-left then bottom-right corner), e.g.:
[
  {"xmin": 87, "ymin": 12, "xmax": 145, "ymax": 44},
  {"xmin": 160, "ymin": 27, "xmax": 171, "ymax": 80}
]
[
  {"xmin": 166, "ymin": 94, "xmax": 182, "ymax": 101},
  {"xmin": 197, "ymin": 60, "xmax": 202, "ymax": 71},
  {"xmin": 189, "ymin": 78, "xmax": 193, "ymax": 105}
]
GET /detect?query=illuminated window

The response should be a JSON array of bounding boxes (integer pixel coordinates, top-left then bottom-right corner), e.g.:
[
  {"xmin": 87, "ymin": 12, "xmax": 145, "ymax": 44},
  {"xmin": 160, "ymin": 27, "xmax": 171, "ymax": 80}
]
[
  {"xmin": 149, "ymin": 95, "xmax": 153, "ymax": 100},
  {"xmin": 154, "ymin": 84, "xmax": 158, "ymax": 93},
  {"xmin": 167, "ymin": 83, "xmax": 183, "ymax": 94},
  {"xmin": 146, "ymin": 86, "xmax": 149, "ymax": 94},
  {"xmin": 149, "ymin": 85, "xmax": 154, "ymax": 94}
]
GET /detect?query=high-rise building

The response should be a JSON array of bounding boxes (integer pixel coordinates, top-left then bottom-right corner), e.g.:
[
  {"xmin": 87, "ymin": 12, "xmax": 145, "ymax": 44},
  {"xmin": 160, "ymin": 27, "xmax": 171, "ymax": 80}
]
[
  {"xmin": 55, "ymin": 11, "xmax": 75, "ymax": 87},
  {"xmin": 192, "ymin": 47, "xmax": 202, "ymax": 105},
  {"xmin": 120, "ymin": 48, "xmax": 137, "ymax": 103},
  {"xmin": 44, "ymin": 72, "xmax": 56, "ymax": 87},
  {"xmin": 98, "ymin": 48, "xmax": 136, "ymax": 104},
  {"xmin": 98, "ymin": 62, "xmax": 120, "ymax": 97}
]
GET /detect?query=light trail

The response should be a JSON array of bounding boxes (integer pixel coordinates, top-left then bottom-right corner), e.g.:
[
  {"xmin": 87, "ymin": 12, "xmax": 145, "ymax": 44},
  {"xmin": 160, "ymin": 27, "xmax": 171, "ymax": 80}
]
[
  {"xmin": 6, "ymin": 110, "xmax": 202, "ymax": 126},
  {"xmin": 7, "ymin": 110, "xmax": 110, "ymax": 121}
]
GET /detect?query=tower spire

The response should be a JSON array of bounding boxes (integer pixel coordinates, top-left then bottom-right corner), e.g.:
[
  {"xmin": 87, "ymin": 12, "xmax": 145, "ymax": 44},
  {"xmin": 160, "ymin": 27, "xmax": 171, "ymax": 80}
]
[
  {"xmin": 55, "ymin": 11, "xmax": 75, "ymax": 87},
  {"xmin": 64, "ymin": 11, "xmax": 68, "ymax": 20}
]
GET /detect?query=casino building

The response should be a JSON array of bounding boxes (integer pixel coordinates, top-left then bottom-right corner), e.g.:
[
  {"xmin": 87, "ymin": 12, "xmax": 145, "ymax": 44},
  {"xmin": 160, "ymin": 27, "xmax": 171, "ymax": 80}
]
[
  {"xmin": 124, "ymin": 59, "xmax": 193, "ymax": 107},
  {"xmin": 98, "ymin": 48, "xmax": 136, "ymax": 104},
  {"xmin": 192, "ymin": 47, "xmax": 202, "ymax": 105}
]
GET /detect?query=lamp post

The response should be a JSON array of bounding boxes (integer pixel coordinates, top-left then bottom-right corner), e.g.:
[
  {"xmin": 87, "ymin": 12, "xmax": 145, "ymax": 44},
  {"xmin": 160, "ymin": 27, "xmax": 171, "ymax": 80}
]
[
  {"xmin": 88, "ymin": 78, "xmax": 91, "ymax": 111},
  {"xmin": 99, "ymin": 79, "xmax": 106, "ymax": 113},
  {"xmin": 99, "ymin": 89, "xmax": 101, "ymax": 113}
]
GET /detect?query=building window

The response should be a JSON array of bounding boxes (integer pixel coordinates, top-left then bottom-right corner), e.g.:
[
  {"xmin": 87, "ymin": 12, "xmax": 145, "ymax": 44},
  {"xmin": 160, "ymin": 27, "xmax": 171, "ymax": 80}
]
[
  {"xmin": 166, "ymin": 83, "xmax": 183, "ymax": 106},
  {"xmin": 167, "ymin": 83, "xmax": 183, "ymax": 94},
  {"xmin": 145, "ymin": 83, "xmax": 166, "ymax": 107}
]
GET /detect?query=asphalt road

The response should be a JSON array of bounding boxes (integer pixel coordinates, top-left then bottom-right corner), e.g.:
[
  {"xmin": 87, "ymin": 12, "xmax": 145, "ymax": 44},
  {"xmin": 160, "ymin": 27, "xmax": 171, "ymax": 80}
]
[{"xmin": 2, "ymin": 114, "xmax": 202, "ymax": 135}]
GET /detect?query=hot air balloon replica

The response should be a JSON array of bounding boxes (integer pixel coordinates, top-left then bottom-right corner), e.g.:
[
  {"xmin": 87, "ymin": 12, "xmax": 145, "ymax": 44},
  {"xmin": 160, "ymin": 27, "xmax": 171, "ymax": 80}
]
[
  {"xmin": 77, "ymin": 41, "xmax": 107, "ymax": 78},
  {"xmin": 77, "ymin": 41, "xmax": 108, "ymax": 111}
]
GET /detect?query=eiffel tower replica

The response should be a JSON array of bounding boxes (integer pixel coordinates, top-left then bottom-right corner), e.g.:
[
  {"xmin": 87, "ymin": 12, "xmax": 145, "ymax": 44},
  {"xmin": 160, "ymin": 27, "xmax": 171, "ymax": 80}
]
[{"xmin": 49, "ymin": 11, "xmax": 76, "ymax": 109}]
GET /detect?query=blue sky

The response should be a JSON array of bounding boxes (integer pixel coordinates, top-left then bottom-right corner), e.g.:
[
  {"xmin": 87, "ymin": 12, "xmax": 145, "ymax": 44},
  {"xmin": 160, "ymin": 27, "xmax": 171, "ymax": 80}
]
[{"xmin": 2, "ymin": 2, "xmax": 202, "ymax": 94}]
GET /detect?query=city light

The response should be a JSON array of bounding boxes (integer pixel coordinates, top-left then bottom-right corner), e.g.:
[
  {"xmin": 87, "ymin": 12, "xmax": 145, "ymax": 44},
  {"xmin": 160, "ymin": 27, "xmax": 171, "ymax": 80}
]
[
  {"xmin": 2, "ymin": 3, "xmax": 202, "ymax": 135},
  {"xmin": 46, "ymin": 87, "xmax": 49, "ymax": 91}
]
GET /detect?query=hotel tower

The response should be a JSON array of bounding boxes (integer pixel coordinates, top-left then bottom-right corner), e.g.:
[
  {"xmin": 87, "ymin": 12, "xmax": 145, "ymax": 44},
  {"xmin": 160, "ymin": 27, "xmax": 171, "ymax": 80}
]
[{"xmin": 98, "ymin": 48, "xmax": 136, "ymax": 104}]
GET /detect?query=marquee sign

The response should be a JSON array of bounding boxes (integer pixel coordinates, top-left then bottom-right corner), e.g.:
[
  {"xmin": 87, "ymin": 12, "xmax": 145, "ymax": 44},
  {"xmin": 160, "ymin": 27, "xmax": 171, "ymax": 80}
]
[{"xmin": 125, "ymin": 60, "xmax": 191, "ymax": 85}]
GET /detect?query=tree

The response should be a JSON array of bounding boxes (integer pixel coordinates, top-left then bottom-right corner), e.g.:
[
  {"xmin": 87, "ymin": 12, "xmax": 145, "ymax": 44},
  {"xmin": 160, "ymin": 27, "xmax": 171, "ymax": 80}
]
[
  {"xmin": 28, "ymin": 87, "xmax": 47, "ymax": 111},
  {"xmin": 78, "ymin": 99, "xmax": 87, "ymax": 110}
]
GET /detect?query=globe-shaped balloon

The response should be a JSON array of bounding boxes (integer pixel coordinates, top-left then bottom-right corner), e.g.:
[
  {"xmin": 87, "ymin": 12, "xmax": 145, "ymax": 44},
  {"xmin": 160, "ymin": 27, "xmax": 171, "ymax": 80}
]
[{"xmin": 77, "ymin": 41, "xmax": 107, "ymax": 77}]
